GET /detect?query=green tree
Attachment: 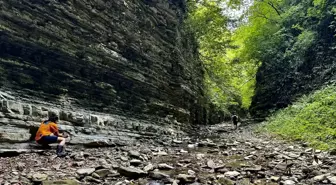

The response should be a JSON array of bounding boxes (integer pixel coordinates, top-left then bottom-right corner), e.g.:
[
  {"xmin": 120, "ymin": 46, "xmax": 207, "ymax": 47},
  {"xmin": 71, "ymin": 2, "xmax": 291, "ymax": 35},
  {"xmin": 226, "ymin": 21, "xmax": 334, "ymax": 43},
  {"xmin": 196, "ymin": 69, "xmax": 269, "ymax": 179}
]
[
  {"xmin": 233, "ymin": 0, "xmax": 336, "ymax": 116},
  {"xmin": 187, "ymin": 0, "xmax": 259, "ymax": 114}
]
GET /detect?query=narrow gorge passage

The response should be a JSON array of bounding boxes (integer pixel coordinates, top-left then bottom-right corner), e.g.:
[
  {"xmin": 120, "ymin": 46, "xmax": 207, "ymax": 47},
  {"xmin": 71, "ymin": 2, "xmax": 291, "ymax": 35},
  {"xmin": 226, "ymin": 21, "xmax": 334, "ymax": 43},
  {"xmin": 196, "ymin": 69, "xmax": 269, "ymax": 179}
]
[
  {"xmin": 1, "ymin": 123, "xmax": 335, "ymax": 185},
  {"xmin": 1, "ymin": 0, "xmax": 336, "ymax": 184}
]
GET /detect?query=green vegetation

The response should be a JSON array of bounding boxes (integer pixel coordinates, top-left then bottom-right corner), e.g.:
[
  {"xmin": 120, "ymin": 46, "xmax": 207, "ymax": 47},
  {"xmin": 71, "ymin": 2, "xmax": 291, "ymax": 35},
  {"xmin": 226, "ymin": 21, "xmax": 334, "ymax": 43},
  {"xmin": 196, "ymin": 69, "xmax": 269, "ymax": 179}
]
[
  {"xmin": 237, "ymin": 0, "xmax": 336, "ymax": 148},
  {"xmin": 187, "ymin": 0, "xmax": 336, "ymax": 147},
  {"xmin": 242, "ymin": 0, "xmax": 336, "ymax": 116},
  {"xmin": 262, "ymin": 85, "xmax": 336, "ymax": 150},
  {"xmin": 187, "ymin": 0, "xmax": 336, "ymax": 116},
  {"xmin": 186, "ymin": 0, "xmax": 259, "ymax": 114}
]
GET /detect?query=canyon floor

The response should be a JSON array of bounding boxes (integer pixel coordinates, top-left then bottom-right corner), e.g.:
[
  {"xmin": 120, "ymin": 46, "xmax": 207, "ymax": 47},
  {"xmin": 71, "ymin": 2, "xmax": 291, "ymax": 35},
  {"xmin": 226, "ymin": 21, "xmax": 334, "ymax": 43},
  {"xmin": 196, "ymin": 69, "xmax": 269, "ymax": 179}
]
[{"xmin": 1, "ymin": 123, "xmax": 336, "ymax": 185}]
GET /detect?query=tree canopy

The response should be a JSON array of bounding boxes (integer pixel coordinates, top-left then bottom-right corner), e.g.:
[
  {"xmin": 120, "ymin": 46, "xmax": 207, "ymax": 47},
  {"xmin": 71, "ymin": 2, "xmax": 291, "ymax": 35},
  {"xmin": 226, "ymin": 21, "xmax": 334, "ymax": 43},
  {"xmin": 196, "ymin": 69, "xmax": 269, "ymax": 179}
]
[
  {"xmin": 187, "ymin": 0, "xmax": 336, "ymax": 116},
  {"xmin": 186, "ymin": 0, "xmax": 259, "ymax": 115}
]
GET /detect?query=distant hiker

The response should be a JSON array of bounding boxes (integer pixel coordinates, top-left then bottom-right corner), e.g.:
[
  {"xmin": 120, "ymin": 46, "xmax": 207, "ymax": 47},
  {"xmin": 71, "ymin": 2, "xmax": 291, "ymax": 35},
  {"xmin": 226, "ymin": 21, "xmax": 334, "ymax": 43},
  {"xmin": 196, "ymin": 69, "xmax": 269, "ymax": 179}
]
[
  {"xmin": 231, "ymin": 113, "xmax": 239, "ymax": 129},
  {"xmin": 35, "ymin": 114, "xmax": 67, "ymax": 157}
]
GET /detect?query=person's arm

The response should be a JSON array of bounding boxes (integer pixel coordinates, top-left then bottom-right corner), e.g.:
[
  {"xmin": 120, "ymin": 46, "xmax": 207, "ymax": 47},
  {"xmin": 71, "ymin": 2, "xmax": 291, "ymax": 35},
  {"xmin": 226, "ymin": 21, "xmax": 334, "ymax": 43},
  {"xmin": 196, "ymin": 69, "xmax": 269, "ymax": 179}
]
[{"xmin": 50, "ymin": 123, "xmax": 62, "ymax": 137}]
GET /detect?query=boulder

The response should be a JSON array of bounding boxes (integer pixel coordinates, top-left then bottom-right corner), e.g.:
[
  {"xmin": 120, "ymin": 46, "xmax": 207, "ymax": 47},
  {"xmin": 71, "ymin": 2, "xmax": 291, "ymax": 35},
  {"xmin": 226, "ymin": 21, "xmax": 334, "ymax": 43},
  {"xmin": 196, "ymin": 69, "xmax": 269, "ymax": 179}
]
[
  {"xmin": 157, "ymin": 151, "xmax": 168, "ymax": 156},
  {"xmin": 32, "ymin": 173, "xmax": 48, "ymax": 182},
  {"xmin": 224, "ymin": 171, "xmax": 240, "ymax": 178},
  {"xmin": 76, "ymin": 168, "xmax": 95, "ymax": 176},
  {"xmin": 207, "ymin": 160, "xmax": 216, "ymax": 169},
  {"xmin": 282, "ymin": 180, "xmax": 295, "ymax": 185},
  {"xmin": 118, "ymin": 167, "xmax": 147, "ymax": 178},
  {"xmin": 327, "ymin": 176, "xmax": 336, "ymax": 184},
  {"xmin": 94, "ymin": 169, "xmax": 111, "ymax": 178},
  {"xmin": 313, "ymin": 174, "xmax": 328, "ymax": 182},
  {"xmin": 144, "ymin": 164, "xmax": 155, "ymax": 172},
  {"xmin": 130, "ymin": 159, "xmax": 143, "ymax": 166},
  {"xmin": 176, "ymin": 174, "xmax": 196, "ymax": 183},
  {"xmin": 270, "ymin": 176, "xmax": 280, "ymax": 182},
  {"xmin": 129, "ymin": 150, "xmax": 141, "ymax": 158}
]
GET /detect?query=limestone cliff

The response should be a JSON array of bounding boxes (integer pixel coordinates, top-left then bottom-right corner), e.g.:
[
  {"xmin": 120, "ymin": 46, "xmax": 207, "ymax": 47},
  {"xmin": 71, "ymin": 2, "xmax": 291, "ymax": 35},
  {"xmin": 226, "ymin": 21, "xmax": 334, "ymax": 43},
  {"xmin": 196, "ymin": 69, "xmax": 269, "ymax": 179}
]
[{"xmin": 0, "ymin": 0, "xmax": 208, "ymax": 147}]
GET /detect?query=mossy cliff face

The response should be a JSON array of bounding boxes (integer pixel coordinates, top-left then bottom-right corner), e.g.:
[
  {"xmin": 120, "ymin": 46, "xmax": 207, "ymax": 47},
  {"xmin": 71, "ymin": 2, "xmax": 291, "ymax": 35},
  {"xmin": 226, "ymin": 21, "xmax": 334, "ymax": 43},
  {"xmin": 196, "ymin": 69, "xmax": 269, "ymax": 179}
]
[
  {"xmin": 0, "ymin": 0, "xmax": 212, "ymax": 147},
  {"xmin": 0, "ymin": 0, "xmax": 208, "ymax": 125}
]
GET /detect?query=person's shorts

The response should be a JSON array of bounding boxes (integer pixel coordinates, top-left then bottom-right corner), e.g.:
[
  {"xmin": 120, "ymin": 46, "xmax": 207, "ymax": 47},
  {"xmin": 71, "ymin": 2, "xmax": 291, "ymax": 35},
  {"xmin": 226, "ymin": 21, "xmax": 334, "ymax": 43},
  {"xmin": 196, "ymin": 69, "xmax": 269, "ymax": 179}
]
[{"xmin": 37, "ymin": 136, "xmax": 58, "ymax": 145}]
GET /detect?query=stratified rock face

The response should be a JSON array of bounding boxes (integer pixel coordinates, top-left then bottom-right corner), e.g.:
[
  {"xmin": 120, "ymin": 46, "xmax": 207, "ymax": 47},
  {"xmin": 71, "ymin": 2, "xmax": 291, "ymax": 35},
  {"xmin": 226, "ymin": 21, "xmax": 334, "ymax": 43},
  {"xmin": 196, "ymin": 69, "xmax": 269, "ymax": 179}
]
[
  {"xmin": 250, "ymin": 57, "xmax": 336, "ymax": 117},
  {"xmin": 0, "ymin": 0, "xmax": 207, "ymax": 145}
]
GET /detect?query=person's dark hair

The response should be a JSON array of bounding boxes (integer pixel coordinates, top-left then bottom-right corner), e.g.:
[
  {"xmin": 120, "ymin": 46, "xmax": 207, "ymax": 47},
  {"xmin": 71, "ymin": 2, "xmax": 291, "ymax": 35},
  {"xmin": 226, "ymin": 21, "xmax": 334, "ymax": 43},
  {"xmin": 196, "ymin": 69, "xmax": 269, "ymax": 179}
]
[{"xmin": 48, "ymin": 114, "xmax": 59, "ymax": 123}]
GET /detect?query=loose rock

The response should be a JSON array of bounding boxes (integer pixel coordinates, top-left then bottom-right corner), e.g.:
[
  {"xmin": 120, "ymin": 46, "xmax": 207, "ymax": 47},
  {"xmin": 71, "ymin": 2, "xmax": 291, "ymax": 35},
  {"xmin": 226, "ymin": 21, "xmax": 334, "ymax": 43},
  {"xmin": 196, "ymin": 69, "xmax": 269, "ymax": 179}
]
[
  {"xmin": 149, "ymin": 171, "xmax": 170, "ymax": 180},
  {"xmin": 283, "ymin": 180, "xmax": 296, "ymax": 185},
  {"xmin": 328, "ymin": 176, "xmax": 336, "ymax": 184},
  {"xmin": 144, "ymin": 164, "xmax": 155, "ymax": 172},
  {"xmin": 94, "ymin": 169, "xmax": 111, "ymax": 178},
  {"xmin": 130, "ymin": 159, "xmax": 143, "ymax": 166},
  {"xmin": 270, "ymin": 176, "xmax": 280, "ymax": 182},
  {"xmin": 129, "ymin": 150, "xmax": 141, "ymax": 158},
  {"xmin": 177, "ymin": 174, "xmax": 196, "ymax": 183},
  {"xmin": 76, "ymin": 168, "xmax": 95, "ymax": 176},
  {"xmin": 313, "ymin": 174, "xmax": 327, "ymax": 182},
  {"xmin": 224, "ymin": 171, "xmax": 240, "ymax": 178},
  {"xmin": 158, "ymin": 163, "xmax": 174, "ymax": 170},
  {"xmin": 118, "ymin": 167, "xmax": 147, "ymax": 178},
  {"xmin": 207, "ymin": 160, "xmax": 216, "ymax": 169},
  {"xmin": 32, "ymin": 173, "xmax": 48, "ymax": 182}
]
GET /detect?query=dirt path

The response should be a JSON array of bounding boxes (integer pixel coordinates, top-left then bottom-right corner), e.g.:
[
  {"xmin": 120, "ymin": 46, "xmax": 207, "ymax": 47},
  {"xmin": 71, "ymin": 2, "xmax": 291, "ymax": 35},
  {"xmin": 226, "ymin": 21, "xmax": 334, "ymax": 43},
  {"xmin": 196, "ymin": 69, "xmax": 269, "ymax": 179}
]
[{"xmin": 0, "ymin": 123, "xmax": 335, "ymax": 185}]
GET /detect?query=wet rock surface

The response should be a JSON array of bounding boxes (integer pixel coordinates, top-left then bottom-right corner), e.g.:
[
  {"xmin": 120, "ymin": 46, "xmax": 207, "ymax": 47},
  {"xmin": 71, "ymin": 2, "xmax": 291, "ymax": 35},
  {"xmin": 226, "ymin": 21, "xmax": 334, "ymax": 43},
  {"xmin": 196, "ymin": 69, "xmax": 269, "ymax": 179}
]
[{"xmin": 1, "ymin": 123, "xmax": 336, "ymax": 185}]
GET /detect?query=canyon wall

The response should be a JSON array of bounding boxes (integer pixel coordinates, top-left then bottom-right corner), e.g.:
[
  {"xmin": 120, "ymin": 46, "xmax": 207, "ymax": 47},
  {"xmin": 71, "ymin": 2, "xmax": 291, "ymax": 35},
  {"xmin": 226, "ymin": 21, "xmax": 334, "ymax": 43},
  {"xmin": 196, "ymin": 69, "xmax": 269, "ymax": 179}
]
[{"xmin": 0, "ymin": 0, "xmax": 209, "ymax": 149}]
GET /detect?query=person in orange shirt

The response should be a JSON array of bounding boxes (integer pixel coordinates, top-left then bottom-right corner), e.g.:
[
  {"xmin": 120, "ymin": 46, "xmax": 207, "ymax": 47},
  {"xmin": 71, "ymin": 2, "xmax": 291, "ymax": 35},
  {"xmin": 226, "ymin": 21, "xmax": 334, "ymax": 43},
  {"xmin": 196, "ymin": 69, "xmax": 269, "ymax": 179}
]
[{"xmin": 35, "ymin": 114, "xmax": 67, "ymax": 157}]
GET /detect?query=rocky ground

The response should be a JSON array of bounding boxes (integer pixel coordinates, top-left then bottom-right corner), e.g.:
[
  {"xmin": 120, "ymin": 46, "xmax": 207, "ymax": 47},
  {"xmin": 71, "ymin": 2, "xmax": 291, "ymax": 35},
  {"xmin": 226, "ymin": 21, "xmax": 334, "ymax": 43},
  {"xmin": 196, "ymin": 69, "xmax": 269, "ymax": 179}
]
[{"xmin": 1, "ymin": 123, "xmax": 336, "ymax": 185}]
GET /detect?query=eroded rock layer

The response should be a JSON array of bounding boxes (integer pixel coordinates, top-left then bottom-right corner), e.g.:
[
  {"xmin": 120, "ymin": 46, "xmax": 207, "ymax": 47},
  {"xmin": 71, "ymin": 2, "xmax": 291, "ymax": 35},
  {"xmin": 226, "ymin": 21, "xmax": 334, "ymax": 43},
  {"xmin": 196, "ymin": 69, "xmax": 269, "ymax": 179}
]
[{"xmin": 0, "ymin": 0, "xmax": 207, "ymax": 145}]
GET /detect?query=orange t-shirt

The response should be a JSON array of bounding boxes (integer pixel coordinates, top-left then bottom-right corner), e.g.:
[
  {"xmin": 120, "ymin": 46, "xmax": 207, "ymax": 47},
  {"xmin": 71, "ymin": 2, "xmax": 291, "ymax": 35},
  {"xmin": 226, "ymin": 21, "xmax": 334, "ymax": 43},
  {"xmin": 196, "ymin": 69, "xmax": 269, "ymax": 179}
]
[{"xmin": 35, "ymin": 121, "xmax": 59, "ymax": 141}]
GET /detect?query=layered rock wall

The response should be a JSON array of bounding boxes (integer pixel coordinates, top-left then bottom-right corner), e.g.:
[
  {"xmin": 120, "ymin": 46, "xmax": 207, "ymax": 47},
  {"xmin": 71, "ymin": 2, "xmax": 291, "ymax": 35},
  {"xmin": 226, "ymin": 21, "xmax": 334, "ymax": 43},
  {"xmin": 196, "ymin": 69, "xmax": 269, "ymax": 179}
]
[
  {"xmin": 0, "ymin": 0, "xmax": 208, "ymax": 146},
  {"xmin": 0, "ymin": 91, "xmax": 184, "ymax": 148}
]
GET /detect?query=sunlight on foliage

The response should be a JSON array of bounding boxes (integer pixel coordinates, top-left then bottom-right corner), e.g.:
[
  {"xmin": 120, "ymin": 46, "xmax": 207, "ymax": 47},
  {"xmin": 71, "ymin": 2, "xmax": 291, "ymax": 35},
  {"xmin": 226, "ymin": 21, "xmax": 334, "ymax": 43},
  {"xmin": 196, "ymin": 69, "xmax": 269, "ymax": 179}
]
[
  {"xmin": 186, "ymin": 0, "xmax": 259, "ymax": 113},
  {"xmin": 261, "ymin": 85, "xmax": 336, "ymax": 150},
  {"xmin": 187, "ymin": 0, "xmax": 336, "ymax": 117}
]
